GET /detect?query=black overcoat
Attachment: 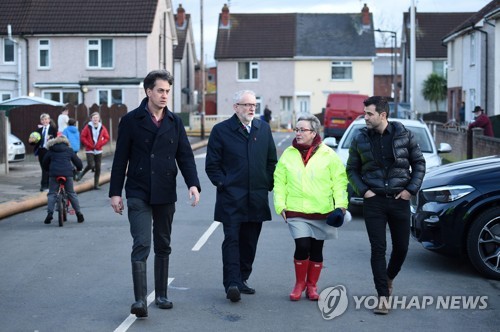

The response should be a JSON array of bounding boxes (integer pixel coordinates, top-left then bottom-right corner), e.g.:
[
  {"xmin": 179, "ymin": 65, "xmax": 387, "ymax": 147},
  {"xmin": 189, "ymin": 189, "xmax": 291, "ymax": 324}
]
[
  {"xmin": 109, "ymin": 98, "xmax": 201, "ymax": 205},
  {"xmin": 205, "ymin": 114, "xmax": 277, "ymax": 223}
]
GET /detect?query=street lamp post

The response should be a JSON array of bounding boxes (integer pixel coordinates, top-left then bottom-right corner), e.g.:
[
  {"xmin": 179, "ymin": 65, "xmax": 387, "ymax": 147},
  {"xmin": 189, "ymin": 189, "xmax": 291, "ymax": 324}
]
[{"xmin": 375, "ymin": 29, "xmax": 398, "ymax": 115}]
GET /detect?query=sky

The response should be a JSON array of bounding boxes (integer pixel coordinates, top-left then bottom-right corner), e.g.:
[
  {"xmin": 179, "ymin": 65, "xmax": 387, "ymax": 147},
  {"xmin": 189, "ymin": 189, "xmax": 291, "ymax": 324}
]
[{"xmin": 172, "ymin": 0, "xmax": 491, "ymax": 65}]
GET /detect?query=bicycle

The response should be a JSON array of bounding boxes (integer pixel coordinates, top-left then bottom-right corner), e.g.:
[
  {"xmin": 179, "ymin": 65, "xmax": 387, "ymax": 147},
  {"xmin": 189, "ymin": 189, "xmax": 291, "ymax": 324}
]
[{"xmin": 55, "ymin": 176, "xmax": 70, "ymax": 227}]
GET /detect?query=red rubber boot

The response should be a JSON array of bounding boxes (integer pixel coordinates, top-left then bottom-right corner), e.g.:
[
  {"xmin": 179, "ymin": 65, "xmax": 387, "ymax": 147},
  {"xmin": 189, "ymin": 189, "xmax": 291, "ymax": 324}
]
[
  {"xmin": 290, "ymin": 259, "xmax": 309, "ymax": 301},
  {"xmin": 305, "ymin": 261, "xmax": 323, "ymax": 301}
]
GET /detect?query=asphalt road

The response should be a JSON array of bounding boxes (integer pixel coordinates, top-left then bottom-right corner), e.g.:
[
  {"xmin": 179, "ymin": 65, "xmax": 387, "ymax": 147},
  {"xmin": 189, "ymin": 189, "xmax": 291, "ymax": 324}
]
[{"xmin": 0, "ymin": 132, "xmax": 498, "ymax": 332}]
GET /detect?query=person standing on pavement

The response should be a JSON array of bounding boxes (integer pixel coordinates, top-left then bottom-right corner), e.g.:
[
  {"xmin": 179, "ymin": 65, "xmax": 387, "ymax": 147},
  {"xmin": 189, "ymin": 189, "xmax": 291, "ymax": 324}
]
[
  {"xmin": 346, "ymin": 96, "xmax": 425, "ymax": 314},
  {"xmin": 468, "ymin": 106, "xmax": 494, "ymax": 137},
  {"xmin": 57, "ymin": 107, "xmax": 69, "ymax": 135},
  {"xmin": 109, "ymin": 70, "xmax": 201, "ymax": 318},
  {"xmin": 205, "ymin": 90, "xmax": 277, "ymax": 303},
  {"xmin": 273, "ymin": 114, "xmax": 349, "ymax": 302},
  {"xmin": 76, "ymin": 112, "xmax": 110, "ymax": 189},
  {"xmin": 42, "ymin": 135, "xmax": 84, "ymax": 224},
  {"xmin": 29, "ymin": 113, "xmax": 57, "ymax": 191},
  {"xmin": 62, "ymin": 118, "xmax": 80, "ymax": 154}
]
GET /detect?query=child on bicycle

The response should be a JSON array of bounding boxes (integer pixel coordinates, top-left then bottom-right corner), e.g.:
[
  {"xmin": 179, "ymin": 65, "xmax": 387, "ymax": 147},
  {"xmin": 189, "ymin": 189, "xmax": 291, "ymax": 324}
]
[{"xmin": 42, "ymin": 136, "xmax": 85, "ymax": 224}]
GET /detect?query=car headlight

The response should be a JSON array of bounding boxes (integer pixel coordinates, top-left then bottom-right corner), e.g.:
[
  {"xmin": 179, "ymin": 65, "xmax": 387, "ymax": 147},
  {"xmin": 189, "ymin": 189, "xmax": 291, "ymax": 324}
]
[{"xmin": 422, "ymin": 185, "xmax": 475, "ymax": 203}]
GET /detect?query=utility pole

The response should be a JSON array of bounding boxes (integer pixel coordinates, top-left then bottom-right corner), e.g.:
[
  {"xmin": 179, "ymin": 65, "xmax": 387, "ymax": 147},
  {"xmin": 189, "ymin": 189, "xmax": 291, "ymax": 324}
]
[
  {"xmin": 200, "ymin": 0, "xmax": 206, "ymax": 140},
  {"xmin": 410, "ymin": 0, "xmax": 417, "ymax": 119}
]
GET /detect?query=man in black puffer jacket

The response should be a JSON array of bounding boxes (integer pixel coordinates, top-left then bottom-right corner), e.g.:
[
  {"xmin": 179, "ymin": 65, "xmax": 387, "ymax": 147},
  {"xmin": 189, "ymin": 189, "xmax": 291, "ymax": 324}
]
[
  {"xmin": 42, "ymin": 135, "xmax": 84, "ymax": 224},
  {"xmin": 346, "ymin": 96, "xmax": 425, "ymax": 315}
]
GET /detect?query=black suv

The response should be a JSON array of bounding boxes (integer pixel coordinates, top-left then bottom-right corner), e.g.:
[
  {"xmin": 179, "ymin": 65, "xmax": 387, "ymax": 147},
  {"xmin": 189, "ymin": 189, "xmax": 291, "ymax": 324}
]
[{"xmin": 411, "ymin": 155, "xmax": 500, "ymax": 280}]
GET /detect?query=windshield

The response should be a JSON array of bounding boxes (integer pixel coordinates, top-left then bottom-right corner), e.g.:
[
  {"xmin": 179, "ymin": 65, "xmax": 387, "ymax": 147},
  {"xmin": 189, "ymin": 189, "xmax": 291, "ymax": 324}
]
[{"xmin": 341, "ymin": 124, "xmax": 434, "ymax": 153}]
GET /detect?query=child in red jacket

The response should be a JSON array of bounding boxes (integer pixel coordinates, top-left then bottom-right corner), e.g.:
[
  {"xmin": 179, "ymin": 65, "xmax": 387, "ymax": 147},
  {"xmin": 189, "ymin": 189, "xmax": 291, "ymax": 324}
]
[{"xmin": 75, "ymin": 112, "xmax": 110, "ymax": 189}]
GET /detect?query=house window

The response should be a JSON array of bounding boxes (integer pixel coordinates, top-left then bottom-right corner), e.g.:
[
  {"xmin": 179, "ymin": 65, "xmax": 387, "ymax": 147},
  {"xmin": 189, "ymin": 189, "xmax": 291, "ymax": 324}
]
[
  {"xmin": 1, "ymin": 92, "xmax": 12, "ymax": 101},
  {"xmin": 38, "ymin": 39, "xmax": 50, "ymax": 68},
  {"xmin": 255, "ymin": 96, "xmax": 262, "ymax": 115},
  {"xmin": 432, "ymin": 61, "xmax": 446, "ymax": 77},
  {"xmin": 3, "ymin": 39, "xmax": 15, "ymax": 63},
  {"xmin": 98, "ymin": 89, "xmax": 123, "ymax": 105},
  {"xmin": 470, "ymin": 34, "xmax": 475, "ymax": 66},
  {"xmin": 88, "ymin": 39, "xmax": 113, "ymax": 68},
  {"xmin": 238, "ymin": 62, "xmax": 259, "ymax": 80},
  {"xmin": 43, "ymin": 90, "xmax": 81, "ymax": 105},
  {"xmin": 331, "ymin": 61, "xmax": 352, "ymax": 80}
]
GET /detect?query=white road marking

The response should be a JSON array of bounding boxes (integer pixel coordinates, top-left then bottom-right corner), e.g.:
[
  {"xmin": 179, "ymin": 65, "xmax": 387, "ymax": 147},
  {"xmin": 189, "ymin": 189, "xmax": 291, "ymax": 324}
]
[
  {"xmin": 113, "ymin": 278, "xmax": 174, "ymax": 332},
  {"xmin": 277, "ymin": 135, "xmax": 291, "ymax": 147},
  {"xmin": 195, "ymin": 152, "xmax": 206, "ymax": 158},
  {"xmin": 192, "ymin": 221, "xmax": 220, "ymax": 251}
]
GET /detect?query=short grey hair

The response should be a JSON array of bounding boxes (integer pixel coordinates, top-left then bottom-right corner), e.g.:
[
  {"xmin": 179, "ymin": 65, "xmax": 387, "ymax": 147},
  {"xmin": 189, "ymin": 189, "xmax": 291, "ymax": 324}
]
[
  {"xmin": 233, "ymin": 90, "xmax": 256, "ymax": 104},
  {"xmin": 40, "ymin": 113, "xmax": 50, "ymax": 120},
  {"xmin": 297, "ymin": 114, "xmax": 321, "ymax": 133}
]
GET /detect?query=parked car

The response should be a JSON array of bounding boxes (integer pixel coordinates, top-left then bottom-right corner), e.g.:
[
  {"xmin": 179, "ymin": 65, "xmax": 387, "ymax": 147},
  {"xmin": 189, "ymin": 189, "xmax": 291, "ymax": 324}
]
[
  {"xmin": 323, "ymin": 93, "xmax": 368, "ymax": 139},
  {"xmin": 324, "ymin": 117, "xmax": 452, "ymax": 211},
  {"xmin": 8, "ymin": 134, "xmax": 26, "ymax": 163},
  {"xmin": 411, "ymin": 155, "xmax": 500, "ymax": 280}
]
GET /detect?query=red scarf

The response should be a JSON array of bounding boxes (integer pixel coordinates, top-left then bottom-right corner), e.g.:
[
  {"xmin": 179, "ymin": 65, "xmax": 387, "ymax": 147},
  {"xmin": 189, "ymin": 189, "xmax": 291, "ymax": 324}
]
[{"xmin": 292, "ymin": 134, "xmax": 322, "ymax": 166}]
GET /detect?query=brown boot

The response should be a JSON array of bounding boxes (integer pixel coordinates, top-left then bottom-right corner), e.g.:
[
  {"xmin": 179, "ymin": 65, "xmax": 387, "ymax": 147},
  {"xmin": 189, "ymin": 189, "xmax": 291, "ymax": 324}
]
[
  {"xmin": 374, "ymin": 296, "xmax": 390, "ymax": 315},
  {"xmin": 290, "ymin": 259, "xmax": 309, "ymax": 301},
  {"xmin": 305, "ymin": 261, "xmax": 322, "ymax": 301}
]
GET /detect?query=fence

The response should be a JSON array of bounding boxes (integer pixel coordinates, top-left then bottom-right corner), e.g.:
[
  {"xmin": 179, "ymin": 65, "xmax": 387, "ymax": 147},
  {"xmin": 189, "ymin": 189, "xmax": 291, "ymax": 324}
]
[
  {"xmin": 428, "ymin": 121, "xmax": 500, "ymax": 162},
  {"xmin": 187, "ymin": 111, "xmax": 297, "ymax": 133},
  {"xmin": 6, "ymin": 103, "xmax": 127, "ymax": 158}
]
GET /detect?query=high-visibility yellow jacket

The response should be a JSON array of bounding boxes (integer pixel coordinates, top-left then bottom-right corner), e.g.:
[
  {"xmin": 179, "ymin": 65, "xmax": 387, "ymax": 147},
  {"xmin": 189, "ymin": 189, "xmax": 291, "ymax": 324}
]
[{"xmin": 273, "ymin": 143, "xmax": 348, "ymax": 216}]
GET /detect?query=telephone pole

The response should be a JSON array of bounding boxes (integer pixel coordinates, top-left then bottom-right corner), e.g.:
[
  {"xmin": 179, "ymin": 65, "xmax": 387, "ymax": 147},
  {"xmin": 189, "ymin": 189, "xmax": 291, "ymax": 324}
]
[{"xmin": 200, "ymin": 0, "xmax": 206, "ymax": 139}]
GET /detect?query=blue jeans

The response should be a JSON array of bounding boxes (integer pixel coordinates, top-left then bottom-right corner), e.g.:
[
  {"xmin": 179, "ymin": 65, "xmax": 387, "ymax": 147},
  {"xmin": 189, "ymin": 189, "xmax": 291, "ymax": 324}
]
[
  {"xmin": 127, "ymin": 197, "xmax": 175, "ymax": 262},
  {"xmin": 363, "ymin": 195, "xmax": 410, "ymax": 297},
  {"xmin": 222, "ymin": 222, "xmax": 262, "ymax": 291}
]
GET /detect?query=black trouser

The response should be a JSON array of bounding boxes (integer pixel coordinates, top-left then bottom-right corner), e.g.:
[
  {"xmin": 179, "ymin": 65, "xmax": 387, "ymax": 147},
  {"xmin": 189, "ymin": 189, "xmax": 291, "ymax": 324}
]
[
  {"xmin": 37, "ymin": 148, "xmax": 49, "ymax": 189},
  {"xmin": 221, "ymin": 221, "xmax": 262, "ymax": 291},
  {"xmin": 127, "ymin": 197, "xmax": 175, "ymax": 262},
  {"xmin": 363, "ymin": 195, "xmax": 410, "ymax": 297}
]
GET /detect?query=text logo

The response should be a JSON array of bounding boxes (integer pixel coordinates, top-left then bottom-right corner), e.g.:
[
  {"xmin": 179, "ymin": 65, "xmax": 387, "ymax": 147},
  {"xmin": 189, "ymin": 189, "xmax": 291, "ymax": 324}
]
[{"xmin": 317, "ymin": 285, "xmax": 349, "ymax": 320}]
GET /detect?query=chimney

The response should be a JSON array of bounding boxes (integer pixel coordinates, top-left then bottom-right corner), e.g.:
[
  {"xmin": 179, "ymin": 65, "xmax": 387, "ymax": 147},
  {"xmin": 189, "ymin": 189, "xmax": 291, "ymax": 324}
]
[
  {"xmin": 176, "ymin": 4, "xmax": 186, "ymax": 28},
  {"xmin": 361, "ymin": 3, "xmax": 371, "ymax": 27},
  {"xmin": 220, "ymin": 4, "xmax": 230, "ymax": 28}
]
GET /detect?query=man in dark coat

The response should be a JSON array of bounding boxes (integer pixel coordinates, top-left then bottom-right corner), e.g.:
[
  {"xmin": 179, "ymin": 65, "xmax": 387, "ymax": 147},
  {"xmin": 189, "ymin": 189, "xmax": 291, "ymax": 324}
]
[
  {"xmin": 109, "ymin": 70, "xmax": 201, "ymax": 318},
  {"xmin": 205, "ymin": 90, "xmax": 277, "ymax": 302},
  {"xmin": 346, "ymin": 96, "xmax": 425, "ymax": 315}
]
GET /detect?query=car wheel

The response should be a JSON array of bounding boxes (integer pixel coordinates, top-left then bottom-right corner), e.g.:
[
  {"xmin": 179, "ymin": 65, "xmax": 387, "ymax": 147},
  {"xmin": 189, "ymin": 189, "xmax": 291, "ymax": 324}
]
[{"xmin": 466, "ymin": 207, "xmax": 500, "ymax": 280}]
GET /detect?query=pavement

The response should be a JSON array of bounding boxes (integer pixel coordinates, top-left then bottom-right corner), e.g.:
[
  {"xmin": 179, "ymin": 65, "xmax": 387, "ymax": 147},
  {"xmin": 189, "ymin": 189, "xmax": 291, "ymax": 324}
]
[{"xmin": 0, "ymin": 137, "xmax": 208, "ymax": 220}]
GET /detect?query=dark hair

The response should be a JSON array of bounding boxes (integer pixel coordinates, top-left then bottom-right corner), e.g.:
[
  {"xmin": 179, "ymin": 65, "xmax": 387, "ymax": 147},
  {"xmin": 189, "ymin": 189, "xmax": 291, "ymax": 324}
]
[
  {"xmin": 68, "ymin": 118, "xmax": 76, "ymax": 126},
  {"xmin": 363, "ymin": 96, "xmax": 389, "ymax": 115},
  {"xmin": 143, "ymin": 70, "xmax": 174, "ymax": 93}
]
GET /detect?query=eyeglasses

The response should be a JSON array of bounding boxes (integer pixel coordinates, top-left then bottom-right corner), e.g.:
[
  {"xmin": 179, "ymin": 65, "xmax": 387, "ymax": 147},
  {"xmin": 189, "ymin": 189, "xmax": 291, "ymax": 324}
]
[
  {"xmin": 236, "ymin": 103, "xmax": 257, "ymax": 108},
  {"xmin": 294, "ymin": 128, "xmax": 314, "ymax": 133}
]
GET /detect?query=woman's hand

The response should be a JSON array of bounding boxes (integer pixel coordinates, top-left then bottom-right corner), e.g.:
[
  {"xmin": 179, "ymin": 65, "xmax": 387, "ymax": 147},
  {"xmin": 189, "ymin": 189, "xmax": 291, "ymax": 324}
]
[{"xmin": 281, "ymin": 209, "xmax": 287, "ymax": 223}]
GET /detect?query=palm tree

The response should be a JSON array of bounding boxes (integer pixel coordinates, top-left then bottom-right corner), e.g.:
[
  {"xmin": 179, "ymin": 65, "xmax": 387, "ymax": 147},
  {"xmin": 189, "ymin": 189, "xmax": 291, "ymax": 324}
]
[{"xmin": 422, "ymin": 73, "xmax": 447, "ymax": 112}]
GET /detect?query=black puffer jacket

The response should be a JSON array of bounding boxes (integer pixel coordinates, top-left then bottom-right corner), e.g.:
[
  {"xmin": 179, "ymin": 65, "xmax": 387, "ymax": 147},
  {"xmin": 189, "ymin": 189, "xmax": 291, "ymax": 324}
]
[
  {"xmin": 42, "ymin": 136, "xmax": 83, "ymax": 177},
  {"xmin": 346, "ymin": 121, "xmax": 426, "ymax": 197}
]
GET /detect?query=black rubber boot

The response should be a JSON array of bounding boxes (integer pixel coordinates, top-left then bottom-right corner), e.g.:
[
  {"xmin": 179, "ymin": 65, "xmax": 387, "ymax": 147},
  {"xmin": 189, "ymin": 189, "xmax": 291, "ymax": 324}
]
[
  {"xmin": 131, "ymin": 261, "xmax": 148, "ymax": 318},
  {"xmin": 154, "ymin": 256, "xmax": 173, "ymax": 309}
]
